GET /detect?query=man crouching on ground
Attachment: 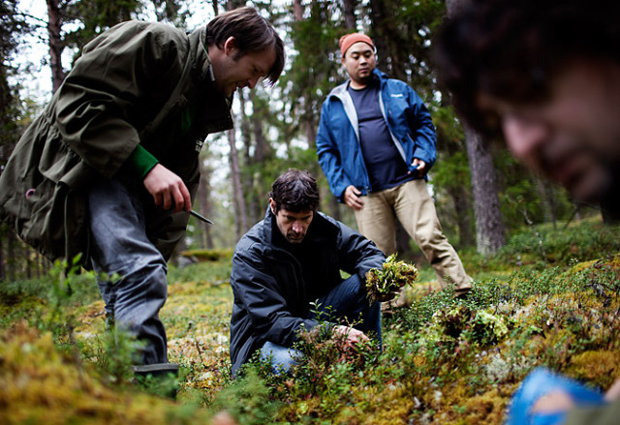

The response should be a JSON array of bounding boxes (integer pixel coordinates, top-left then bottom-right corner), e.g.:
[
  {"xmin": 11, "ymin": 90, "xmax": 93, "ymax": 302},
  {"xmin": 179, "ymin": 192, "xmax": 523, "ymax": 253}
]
[{"xmin": 229, "ymin": 169, "xmax": 386, "ymax": 376}]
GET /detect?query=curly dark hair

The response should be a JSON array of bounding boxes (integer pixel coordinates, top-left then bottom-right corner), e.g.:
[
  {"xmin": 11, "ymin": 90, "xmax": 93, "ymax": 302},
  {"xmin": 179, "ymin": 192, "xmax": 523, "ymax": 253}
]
[
  {"xmin": 433, "ymin": 0, "xmax": 620, "ymax": 138},
  {"xmin": 269, "ymin": 169, "xmax": 320, "ymax": 213},
  {"xmin": 206, "ymin": 6, "xmax": 285, "ymax": 86}
]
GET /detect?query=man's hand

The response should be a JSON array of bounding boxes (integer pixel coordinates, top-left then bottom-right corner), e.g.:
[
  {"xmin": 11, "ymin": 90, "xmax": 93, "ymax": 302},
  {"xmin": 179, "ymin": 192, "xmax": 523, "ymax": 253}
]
[
  {"xmin": 532, "ymin": 391, "xmax": 575, "ymax": 415},
  {"xmin": 333, "ymin": 325, "xmax": 369, "ymax": 350},
  {"xmin": 143, "ymin": 164, "xmax": 192, "ymax": 213},
  {"xmin": 409, "ymin": 158, "xmax": 427, "ymax": 177},
  {"xmin": 343, "ymin": 185, "xmax": 364, "ymax": 211}
]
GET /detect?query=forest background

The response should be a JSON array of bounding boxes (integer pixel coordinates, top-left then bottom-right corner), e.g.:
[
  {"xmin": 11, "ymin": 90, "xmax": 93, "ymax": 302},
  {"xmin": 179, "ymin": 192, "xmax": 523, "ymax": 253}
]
[
  {"xmin": 0, "ymin": 0, "xmax": 596, "ymax": 280},
  {"xmin": 3, "ymin": 2, "xmax": 620, "ymax": 424}
]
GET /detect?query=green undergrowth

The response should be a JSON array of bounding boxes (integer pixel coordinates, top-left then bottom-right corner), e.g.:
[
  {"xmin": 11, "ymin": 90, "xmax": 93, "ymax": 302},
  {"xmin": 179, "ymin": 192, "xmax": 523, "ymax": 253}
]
[
  {"xmin": 180, "ymin": 249, "xmax": 234, "ymax": 263},
  {"xmin": 1, "ymin": 219, "xmax": 619, "ymax": 424}
]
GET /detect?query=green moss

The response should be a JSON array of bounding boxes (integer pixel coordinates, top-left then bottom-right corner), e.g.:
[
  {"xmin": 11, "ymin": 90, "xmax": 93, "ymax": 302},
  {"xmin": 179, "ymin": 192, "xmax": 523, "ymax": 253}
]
[
  {"xmin": 2, "ymin": 220, "xmax": 620, "ymax": 424},
  {"xmin": 365, "ymin": 254, "xmax": 419, "ymax": 303},
  {"xmin": 0, "ymin": 322, "xmax": 211, "ymax": 425},
  {"xmin": 567, "ymin": 350, "xmax": 620, "ymax": 389}
]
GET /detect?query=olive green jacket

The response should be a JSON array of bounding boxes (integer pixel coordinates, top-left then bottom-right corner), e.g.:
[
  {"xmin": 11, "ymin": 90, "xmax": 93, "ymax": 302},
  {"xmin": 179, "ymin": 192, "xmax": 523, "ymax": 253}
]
[{"xmin": 0, "ymin": 20, "xmax": 233, "ymax": 265}]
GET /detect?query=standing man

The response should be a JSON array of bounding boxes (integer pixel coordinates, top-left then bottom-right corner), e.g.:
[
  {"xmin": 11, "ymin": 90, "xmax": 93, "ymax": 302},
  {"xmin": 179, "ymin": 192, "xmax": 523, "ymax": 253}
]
[
  {"xmin": 316, "ymin": 33, "xmax": 471, "ymax": 298},
  {"xmin": 0, "ymin": 7, "xmax": 284, "ymax": 375},
  {"xmin": 229, "ymin": 169, "xmax": 386, "ymax": 376},
  {"xmin": 433, "ymin": 0, "xmax": 620, "ymax": 423}
]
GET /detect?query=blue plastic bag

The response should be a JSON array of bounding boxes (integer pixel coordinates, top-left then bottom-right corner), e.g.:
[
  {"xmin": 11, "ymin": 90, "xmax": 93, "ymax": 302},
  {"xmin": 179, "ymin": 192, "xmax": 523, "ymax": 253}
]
[{"xmin": 506, "ymin": 368, "xmax": 606, "ymax": 425}]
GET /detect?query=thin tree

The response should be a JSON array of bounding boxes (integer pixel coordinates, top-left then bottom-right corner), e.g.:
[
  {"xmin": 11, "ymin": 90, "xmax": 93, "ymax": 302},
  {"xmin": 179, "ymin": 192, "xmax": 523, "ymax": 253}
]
[
  {"xmin": 240, "ymin": 91, "xmax": 259, "ymax": 226},
  {"xmin": 223, "ymin": 0, "xmax": 249, "ymax": 239},
  {"xmin": 1, "ymin": 0, "xmax": 33, "ymax": 279},
  {"xmin": 228, "ymin": 128, "xmax": 248, "ymax": 240},
  {"xmin": 342, "ymin": 0, "xmax": 357, "ymax": 29},
  {"xmin": 286, "ymin": 0, "xmax": 347, "ymax": 218},
  {"xmin": 197, "ymin": 158, "xmax": 215, "ymax": 249},
  {"xmin": 45, "ymin": 0, "xmax": 65, "ymax": 92}
]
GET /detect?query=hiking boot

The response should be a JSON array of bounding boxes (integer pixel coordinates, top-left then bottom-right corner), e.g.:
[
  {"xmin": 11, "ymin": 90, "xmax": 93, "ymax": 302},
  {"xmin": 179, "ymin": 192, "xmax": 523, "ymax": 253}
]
[
  {"xmin": 455, "ymin": 288, "xmax": 472, "ymax": 300},
  {"xmin": 133, "ymin": 362, "xmax": 180, "ymax": 399}
]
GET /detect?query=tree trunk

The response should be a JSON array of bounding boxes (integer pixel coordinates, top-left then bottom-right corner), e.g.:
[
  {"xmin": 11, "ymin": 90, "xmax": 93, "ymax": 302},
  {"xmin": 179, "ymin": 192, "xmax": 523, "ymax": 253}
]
[
  {"xmin": 445, "ymin": 0, "xmax": 505, "ymax": 255},
  {"xmin": 238, "ymin": 91, "xmax": 258, "ymax": 225},
  {"xmin": 327, "ymin": 195, "xmax": 341, "ymax": 222},
  {"xmin": 228, "ymin": 129, "xmax": 247, "ymax": 241},
  {"xmin": 342, "ymin": 0, "xmax": 356, "ymax": 30},
  {"xmin": 198, "ymin": 159, "xmax": 214, "ymax": 249},
  {"xmin": 463, "ymin": 125, "xmax": 505, "ymax": 255},
  {"xmin": 305, "ymin": 118, "xmax": 316, "ymax": 149},
  {"xmin": 293, "ymin": 0, "xmax": 303, "ymax": 21},
  {"xmin": 367, "ymin": 0, "xmax": 420, "ymax": 258},
  {"xmin": 533, "ymin": 174, "xmax": 557, "ymax": 228},
  {"xmin": 250, "ymin": 92, "xmax": 270, "ymax": 221},
  {"xmin": 227, "ymin": 0, "xmax": 244, "ymax": 12},
  {"xmin": 46, "ymin": 0, "xmax": 65, "ymax": 93},
  {"xmin": 448, "ymin": 185, "xmax": 474, "ymax": 247},
  {"xmin": 368, "ymin": 0, "xmax": 406, "ymax": 81},
  {"xmin": 293, "ymin": 0, "xmax": 319, "ymax": 151}
]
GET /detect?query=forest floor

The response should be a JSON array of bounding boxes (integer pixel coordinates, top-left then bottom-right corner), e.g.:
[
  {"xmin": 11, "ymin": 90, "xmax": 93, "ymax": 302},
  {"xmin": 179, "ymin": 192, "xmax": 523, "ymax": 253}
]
[{"xmin": 1, "ymin": 216, "xmax": 620, "ymax": 424}]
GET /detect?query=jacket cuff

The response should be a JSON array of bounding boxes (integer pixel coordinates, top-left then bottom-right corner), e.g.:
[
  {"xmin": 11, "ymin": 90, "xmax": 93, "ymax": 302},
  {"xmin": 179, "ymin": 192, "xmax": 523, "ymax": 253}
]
[{"xmin": 127, "ymin": 144, "xmax": 159, "ymax": 178}]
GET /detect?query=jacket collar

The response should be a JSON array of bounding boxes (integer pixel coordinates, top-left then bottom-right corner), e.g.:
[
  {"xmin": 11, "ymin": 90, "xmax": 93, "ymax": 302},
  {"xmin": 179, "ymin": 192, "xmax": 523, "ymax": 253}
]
[
  {"xmin": 189, "ymin": 26, "xmax": 215, "ymax": 85},
  {"xmin": 327, "ymin": 68, "xmax": 387, "ymax": 100},
  {"xmin": 191, "ymin": 26, "xmax": 234, "ymax": 107},
  {"xmin": 188, "ymin": 26, "xmax": 234, "ymax": 132}
]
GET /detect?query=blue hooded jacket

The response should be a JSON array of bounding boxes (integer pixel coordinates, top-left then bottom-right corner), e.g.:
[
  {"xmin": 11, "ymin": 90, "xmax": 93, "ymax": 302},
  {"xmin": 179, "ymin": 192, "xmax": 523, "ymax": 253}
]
[{"xmin": 316, "ymin": 68, "xmax": 436, "ymax": 201}]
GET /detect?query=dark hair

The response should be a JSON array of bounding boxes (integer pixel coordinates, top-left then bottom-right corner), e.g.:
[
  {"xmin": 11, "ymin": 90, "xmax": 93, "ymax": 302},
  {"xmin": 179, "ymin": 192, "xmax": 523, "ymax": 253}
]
[
  {"xmin": 206, "ymin": 6, "xmax": 285, "ymax": 85},
  {"xmin": 433, "ymin": 0, "xmax": 620, "ymax": 137},
  {"xmin": 269, "ymin": 169, "xmax": 320, "ymax": 213}
]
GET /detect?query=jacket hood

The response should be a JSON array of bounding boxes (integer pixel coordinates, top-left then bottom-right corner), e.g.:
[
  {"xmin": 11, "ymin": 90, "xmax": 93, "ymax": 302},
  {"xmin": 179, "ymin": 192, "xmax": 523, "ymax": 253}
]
[{"xmin": 188, "ymin": 26, "xmax": 212, "ymax": 83}]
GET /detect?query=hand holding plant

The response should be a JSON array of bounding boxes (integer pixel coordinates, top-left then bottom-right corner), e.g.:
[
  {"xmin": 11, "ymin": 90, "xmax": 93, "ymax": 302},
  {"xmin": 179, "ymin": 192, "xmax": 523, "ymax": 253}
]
[{"xmin": 365, "ymin": 254, "xmax": 419, "ymax": 303}]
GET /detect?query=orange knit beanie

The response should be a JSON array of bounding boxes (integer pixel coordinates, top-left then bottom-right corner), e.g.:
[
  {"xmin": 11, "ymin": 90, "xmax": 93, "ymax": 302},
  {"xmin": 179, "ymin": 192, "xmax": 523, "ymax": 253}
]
[{"xmin": 339, "ymin": 33, "xmax": 375, "ymax": 57}]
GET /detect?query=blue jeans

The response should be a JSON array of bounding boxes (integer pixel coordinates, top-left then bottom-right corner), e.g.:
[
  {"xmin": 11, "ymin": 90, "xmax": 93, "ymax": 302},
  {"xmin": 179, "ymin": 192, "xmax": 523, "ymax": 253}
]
[
  {"xmin": 260, "ymin": 273, "xmax": 381, "ymax": 373},
  {"xmin": 88, "ymin": 178, "xmax": 169, "ymax": 365}
]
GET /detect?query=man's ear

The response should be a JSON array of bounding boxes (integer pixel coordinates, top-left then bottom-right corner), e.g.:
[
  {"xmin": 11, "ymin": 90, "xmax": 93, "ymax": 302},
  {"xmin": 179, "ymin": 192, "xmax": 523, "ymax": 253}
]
[
  {"xmin": 268, "ymin": 198, "xmax": 276, "ymax": 215},
  {"xmin": 223, "ymin": 36, "xmax": 237, "ymax": 57}
]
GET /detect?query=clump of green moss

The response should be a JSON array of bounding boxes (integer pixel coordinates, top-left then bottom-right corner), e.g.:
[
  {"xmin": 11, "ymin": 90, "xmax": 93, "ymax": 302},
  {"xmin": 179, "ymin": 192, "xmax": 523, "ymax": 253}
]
[
  {"xmin": 0, "ymin": 321, "xmax": 214, "ymax": 425},
  {"xmin": 365, "ymin": 254, "xmax": 419, "ymax": 303}
]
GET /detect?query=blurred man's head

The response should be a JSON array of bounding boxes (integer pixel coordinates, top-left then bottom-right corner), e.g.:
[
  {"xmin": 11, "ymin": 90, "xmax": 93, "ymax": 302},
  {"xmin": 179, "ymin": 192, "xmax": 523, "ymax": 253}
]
[
  {"xmin": 434, "ymin": 0, "xmax": 620, "ymax": 202},
  {"xmin": 269, "ymin": 169, "xmax": 320, "ymax": 244}
]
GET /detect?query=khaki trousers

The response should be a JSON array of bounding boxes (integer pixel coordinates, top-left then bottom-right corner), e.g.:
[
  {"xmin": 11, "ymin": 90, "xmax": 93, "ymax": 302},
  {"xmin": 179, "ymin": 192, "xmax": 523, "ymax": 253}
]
[{"xmin": 354, "ymin": 179, "xmax": 471, "ymax": 292}]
